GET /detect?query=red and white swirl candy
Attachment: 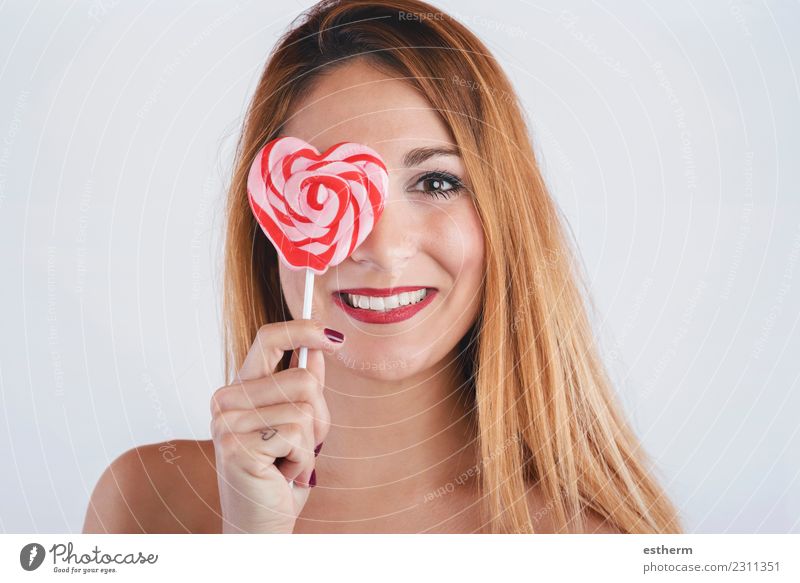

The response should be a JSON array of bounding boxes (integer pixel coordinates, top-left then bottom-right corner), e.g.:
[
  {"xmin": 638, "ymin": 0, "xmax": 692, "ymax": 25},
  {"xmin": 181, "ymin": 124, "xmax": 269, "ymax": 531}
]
[{"xmin": 247, "ymin": 136, "xmax": 388, "ymax": 275}]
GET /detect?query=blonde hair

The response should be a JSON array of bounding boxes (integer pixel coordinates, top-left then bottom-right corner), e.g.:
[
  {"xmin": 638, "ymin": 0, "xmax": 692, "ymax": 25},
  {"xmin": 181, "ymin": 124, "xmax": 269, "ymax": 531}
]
[{"xmin": 222, "ymin": 0, "xmax": 682, "ymax": 534}]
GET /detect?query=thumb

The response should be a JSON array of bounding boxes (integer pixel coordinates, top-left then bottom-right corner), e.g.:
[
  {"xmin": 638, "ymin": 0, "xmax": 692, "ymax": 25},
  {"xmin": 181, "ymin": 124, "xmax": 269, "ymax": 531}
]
[
  {"xmin": 305, "ymin": 346, "xmax": 326, "ymax": 387},
  {"xmin": 288, "ymin": 346, "xmax": 325, "ymax": 390},
  {"xmin": 291, "ymin": 346, "xmax": 330, "ymax": 452},
  {"xmin": 291, "ymin": 477, "xmax": 312, "ymax": 510}
]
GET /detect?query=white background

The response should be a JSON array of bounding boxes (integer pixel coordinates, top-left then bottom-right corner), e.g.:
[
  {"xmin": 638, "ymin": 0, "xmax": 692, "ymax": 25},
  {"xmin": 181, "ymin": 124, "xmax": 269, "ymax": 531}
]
[{"xmin": 0, "ymin": 0, "xmax": 798, "ymax": 534}]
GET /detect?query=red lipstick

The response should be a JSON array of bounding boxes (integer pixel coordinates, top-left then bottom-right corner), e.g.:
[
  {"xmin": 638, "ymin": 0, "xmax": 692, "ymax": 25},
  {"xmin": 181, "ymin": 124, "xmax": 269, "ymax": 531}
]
[{"xmin": 331, "ymin": 286, "xmax": 437, "ymax": 324}]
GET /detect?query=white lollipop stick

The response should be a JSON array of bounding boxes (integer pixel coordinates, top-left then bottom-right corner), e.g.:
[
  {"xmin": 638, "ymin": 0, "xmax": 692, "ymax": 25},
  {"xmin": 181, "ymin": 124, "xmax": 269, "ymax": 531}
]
[
  {"xmin": 297, "ymin": 268, "xmax": 314, "ymax": 368},
  {"xmin": 286, "ymin": 268, "xmax": 315, "ymax": 490}
]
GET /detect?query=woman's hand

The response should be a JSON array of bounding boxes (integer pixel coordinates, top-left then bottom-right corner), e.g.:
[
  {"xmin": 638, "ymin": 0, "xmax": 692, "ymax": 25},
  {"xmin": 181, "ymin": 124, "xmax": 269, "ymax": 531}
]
[{"xmin": 210, "ymin": 319, "xmax": 343, "ymax": 533}]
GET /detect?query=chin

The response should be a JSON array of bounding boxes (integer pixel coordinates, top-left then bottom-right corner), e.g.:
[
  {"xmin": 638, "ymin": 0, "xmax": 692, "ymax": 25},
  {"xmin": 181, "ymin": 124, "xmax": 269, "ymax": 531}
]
[{"xmin": 326, "ymin": 343, "xmax": 422, "ymax": 380}]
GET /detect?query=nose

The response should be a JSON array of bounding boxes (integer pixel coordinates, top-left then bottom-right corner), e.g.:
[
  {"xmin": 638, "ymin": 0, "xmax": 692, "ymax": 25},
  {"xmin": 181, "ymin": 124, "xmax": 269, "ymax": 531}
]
[{"xmin": 349, "ymin": 196, "xmax": 417, "ymax": 272}]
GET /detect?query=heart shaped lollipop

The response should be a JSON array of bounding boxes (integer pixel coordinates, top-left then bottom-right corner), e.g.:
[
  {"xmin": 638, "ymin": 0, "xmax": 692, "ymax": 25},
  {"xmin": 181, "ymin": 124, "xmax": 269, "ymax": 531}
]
[{"xmin": 247, "ymin": 136, "xmax": 388, "ymax": 276}]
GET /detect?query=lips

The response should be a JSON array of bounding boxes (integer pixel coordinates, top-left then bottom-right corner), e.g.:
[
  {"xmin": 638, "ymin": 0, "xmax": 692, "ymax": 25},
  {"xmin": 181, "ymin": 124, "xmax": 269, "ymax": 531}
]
[{"xmin": 331, "ymin": 286, "xmax": 438, "ymax": 324}]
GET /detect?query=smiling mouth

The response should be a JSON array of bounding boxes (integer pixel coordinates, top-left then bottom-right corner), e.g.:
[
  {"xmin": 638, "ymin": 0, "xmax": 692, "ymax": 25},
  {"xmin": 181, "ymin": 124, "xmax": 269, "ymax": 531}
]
[{"xmin": 333, "ymin": 286, "xmax": 436, "ymax": 312}]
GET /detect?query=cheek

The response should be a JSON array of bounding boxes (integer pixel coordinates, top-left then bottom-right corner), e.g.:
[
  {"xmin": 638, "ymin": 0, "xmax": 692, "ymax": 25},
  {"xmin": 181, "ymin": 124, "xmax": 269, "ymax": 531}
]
[
  {"xmin": 426, "ymin": 199, "xmax": 485, "ymax": 286},
  {"xmin": 278, "ymin": 263, "xmax": 305, "ymax": 319}
]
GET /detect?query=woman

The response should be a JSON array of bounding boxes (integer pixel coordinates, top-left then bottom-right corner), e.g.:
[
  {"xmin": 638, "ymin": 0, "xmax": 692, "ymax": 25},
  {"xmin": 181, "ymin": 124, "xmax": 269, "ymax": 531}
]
[{"xmin": 83, "ymin": 0, "xmax": 682, "ymax": 534}]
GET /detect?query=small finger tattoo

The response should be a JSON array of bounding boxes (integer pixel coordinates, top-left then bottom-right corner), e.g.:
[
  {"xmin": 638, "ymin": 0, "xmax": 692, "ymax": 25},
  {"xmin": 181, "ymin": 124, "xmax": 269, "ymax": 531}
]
[{"xmin": 260, "ymin": 427, "xmax": 278, "ymax": 441}]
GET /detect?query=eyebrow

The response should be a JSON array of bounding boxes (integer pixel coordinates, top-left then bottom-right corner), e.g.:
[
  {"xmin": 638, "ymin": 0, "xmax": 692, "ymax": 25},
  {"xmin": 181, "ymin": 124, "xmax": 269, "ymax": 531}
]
[{"xmin": 403, "ymin": 146, "xmax": 461, "ymax": 167}]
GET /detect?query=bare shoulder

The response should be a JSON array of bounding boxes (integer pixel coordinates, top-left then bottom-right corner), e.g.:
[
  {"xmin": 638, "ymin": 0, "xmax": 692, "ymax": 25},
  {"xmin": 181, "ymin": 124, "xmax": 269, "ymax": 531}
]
[
  {"xmin": 525, "ymin": 486, "xmax": 622, "ymax": 534},
  {"xmin": 82, "ymin": 439, "xmax": 220, "ymax": 534}
]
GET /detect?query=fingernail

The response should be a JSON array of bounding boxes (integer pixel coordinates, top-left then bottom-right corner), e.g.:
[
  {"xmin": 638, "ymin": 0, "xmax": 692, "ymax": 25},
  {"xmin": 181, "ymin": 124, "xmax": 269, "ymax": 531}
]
[
  {"xmin": 314, "ymin": 442, "xmax": 324, "ymax": 457},
  {"xmin": 309, "ymin": 469, "xmax": 317, "ymax": 488},
  {"xmin": 324, "ymin": 328, "xmax": 344, "ymax": 343}
]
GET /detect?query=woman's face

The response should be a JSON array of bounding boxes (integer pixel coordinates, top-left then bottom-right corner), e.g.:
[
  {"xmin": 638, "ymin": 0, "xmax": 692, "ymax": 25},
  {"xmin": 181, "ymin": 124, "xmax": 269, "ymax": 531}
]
[{"xmin": 279, "ymin": 58, "xmax": 484, "ymax": 380}]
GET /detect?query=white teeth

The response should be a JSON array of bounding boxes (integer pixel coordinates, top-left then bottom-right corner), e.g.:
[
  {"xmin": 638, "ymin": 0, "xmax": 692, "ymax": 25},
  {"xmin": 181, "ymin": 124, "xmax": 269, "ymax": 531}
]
[{"xmin": 343, "ymin": 289, "xmax": 429, "ymax": 311}]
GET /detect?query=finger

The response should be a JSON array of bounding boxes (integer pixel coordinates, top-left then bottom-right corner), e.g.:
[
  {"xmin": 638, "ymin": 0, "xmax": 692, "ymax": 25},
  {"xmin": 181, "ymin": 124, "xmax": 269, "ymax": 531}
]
[
  {"xmin": 211, "ymin": 368, "xmax": 331, "ymax": 446},
  {"xmin": 290, "ymin": 343, "xmax": 334, "ymax": 370},
  {"xmin": 302, "ymin": 347, "xmax": 329, "ymax": 448},
  {"xmin": 218, "ymin": 423, "xmax": 312, "ymax": 483},
  {"xmin": 241, "ymin": 421, "xmax": 314, "ymax": 485},
  {"xmin": 292, "ymin": 348, "xmax": 328, "ymax": 448},
  {"xmin": 214, "ymin": 402, "xmax": 318, "ymax": 442},
  {"xmin": 237, "ymin": 319, "xmax": 344, "ymax": 382},
  {"xmin": 305, "ymin": 345, "xmax": 326, "ymax": 387}
]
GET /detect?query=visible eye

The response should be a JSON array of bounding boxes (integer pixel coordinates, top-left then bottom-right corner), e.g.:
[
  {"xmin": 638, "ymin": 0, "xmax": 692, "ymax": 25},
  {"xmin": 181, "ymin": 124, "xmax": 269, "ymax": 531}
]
[{"xmin": 409, "ymin": 170, "xmax": 465, "ymax": 200}]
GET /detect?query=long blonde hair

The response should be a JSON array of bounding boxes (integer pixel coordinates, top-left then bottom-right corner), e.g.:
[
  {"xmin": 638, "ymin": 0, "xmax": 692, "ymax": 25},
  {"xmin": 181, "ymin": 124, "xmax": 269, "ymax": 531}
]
[{"xmin": 222, "ymin": 0, "xmax": 682, "ymax": 534}]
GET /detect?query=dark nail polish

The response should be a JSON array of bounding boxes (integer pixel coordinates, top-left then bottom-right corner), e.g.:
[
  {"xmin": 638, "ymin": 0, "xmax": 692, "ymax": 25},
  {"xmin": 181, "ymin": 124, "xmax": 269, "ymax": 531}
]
[
  {"xmin": 309, "ymin": 469, "xmax": 317, "ymax": 487},
  {"xmin": 314, "ymin": 442, "xmax": 324, "ymax": 457},
  {"xmin": 324, "ymin": 328, "xmax": 344, "ymax": 343}
]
